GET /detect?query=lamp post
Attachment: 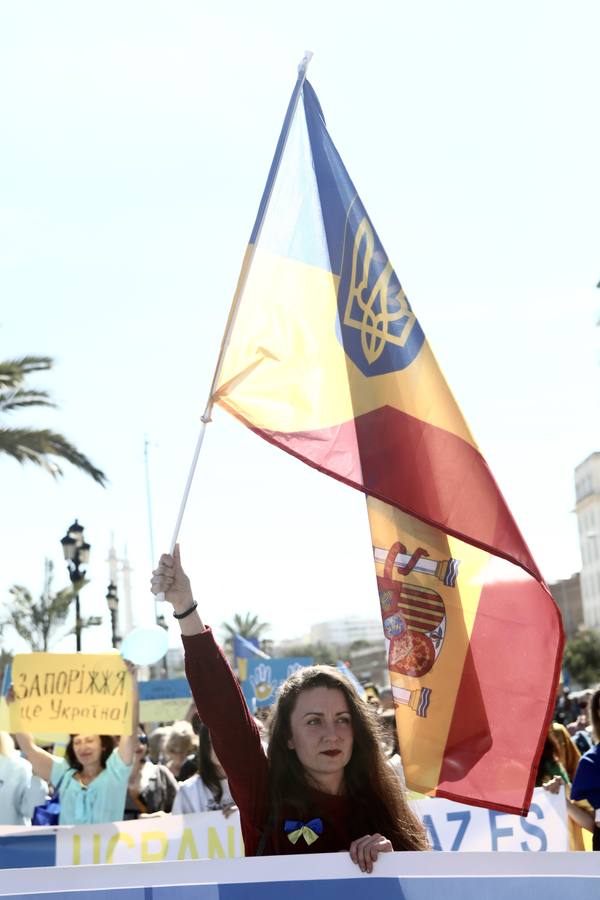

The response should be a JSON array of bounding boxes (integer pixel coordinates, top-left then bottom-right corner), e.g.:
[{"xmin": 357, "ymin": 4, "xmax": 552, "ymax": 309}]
[
  {"xmin": 156, "ymin": 613, "xmax": 169, "ymax": 678},
  {"xmin": 105, "ymin": 582, "xmax": 120, "ymax": 649},
  {"xmin": 60, "ymin": 519, "xmax": 90, "ymax": 652}
]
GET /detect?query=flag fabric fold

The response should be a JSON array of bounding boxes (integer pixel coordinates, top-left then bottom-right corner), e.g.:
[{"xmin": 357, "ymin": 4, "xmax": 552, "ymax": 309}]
[
  {"xmin": 367, "ymin": 497, "xmax": 561, "ymax": 813},
  {"xmin": 212, "ymin": 75, "xmax": 563, "ymax": 813}
]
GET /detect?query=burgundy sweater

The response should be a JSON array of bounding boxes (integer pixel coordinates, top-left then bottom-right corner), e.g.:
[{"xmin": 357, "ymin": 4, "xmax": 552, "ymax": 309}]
[{"xmin": 182, "ymin": 628, "xmax": 369, "ymax": 856}]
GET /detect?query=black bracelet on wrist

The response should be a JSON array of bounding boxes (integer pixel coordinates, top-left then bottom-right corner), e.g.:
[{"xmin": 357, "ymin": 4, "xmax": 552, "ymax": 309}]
[{"xmin": 173, "ymin": 602, "xmax": 198, "ymax": 620}]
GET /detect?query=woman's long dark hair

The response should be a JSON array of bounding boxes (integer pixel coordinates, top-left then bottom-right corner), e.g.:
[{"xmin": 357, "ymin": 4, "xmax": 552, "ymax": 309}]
[
  {"xmin": 266, "ymin": 666, "xmax": 428, "ymax": 851},
  {"xmin": 198, "ymin": 723, "xmax": 223, "ymax": 803},
  {"xmin": 65, "ymin": 735, "xmax": 115, "ymax": 771}
]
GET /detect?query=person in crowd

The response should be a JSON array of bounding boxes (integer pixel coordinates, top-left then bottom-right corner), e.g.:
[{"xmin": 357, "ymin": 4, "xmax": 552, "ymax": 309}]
[
  {"xmin": 253, "ymin": 715, "xmax": 270, "ymax": 753},
  {"xmin": 568, "ymin": 699, "xmax": 595, "ymax": 754},
  {"xmin": 165, "ymin": 720, "xmax": 198, "ymax": 781},
  {"xmin": 123, "ymin": 727, "xmax": 179, "ymax": 820},
  {"xmin": 152, "ymin": 546, "xmax": 428, "ymax": 872},
  {"xmin": 363, "ymin": 683, "xmax": 382, "ymax": 712},
  {"xmin": 567, "ymin": 721, "xmax": 594, "ymax": 755},
  {"xmin": 172, "ymin": 723, "xmax": 237, "ymax": 816},
  {"xmin": 571, "ymin": 687, "xmax": 600, "ymax": 851},
  {"xmin": 380, "ymin": 710, "xmax": 405, "ymax": 788},
  {"xmin": 536, "ymin": 728, "xmax": 594, "ymax": 848},
  {"xmin": 147, "ymin": 726, "xmax": 171, "ymax": 765},
  {"xmin": 0, "ymin": 731, "xmax": 47, "ymax": 826},
  {"xmin": 549, "ymin": 719, "xmax": 595, "ymax": 850},
  {"xmin": 11, "ymin": 665, "xmax": 138, "ymax": 825},
  {"xmin": 555, "ymin": 685, "xmax": 575, "ymax": 726},
  {"xmin": 550, "ymin": 720, "xmax": 582, "ymax": 782},
  {"xmin": 178, "ymin": 751, "xmax": 198, "ymax": 782},
  {"xmin": 177, "ymin": 702, "xmax": 203, "ymax": 779},
  {"xmin": 254, "ymin": 707, "xmax": 271, "ymax": 727}
]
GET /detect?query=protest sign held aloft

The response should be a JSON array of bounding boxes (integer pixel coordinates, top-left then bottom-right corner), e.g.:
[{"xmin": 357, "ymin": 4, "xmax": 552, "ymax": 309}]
[
  {"xmin": 241, "ymin": 658, "xmax": 313, "ymax": 709},
  {"xmin": 10, "ymin": 653, "xmax": 133, "ymax": 735}
]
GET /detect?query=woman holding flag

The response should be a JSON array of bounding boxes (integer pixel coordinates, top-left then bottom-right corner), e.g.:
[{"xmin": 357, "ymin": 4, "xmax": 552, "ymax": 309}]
[{"xmin": 151, "ymin": 546, "xmax": 427, "ymax": 871}]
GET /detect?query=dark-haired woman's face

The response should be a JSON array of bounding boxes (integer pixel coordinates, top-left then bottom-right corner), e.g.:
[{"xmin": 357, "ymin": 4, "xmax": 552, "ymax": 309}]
[
  {"xmin": 72, "ymin": 734, "xmax": 102, "ymax": 767},
  {"xmin": 287, "ymin": 687, "xmax": 353, "ymax": 788}
]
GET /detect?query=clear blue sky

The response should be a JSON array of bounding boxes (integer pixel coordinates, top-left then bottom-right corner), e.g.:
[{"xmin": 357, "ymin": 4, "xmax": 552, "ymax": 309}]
[{"xmin": 1, "ymin": 1, "xmax": 599, "ymax": 653}]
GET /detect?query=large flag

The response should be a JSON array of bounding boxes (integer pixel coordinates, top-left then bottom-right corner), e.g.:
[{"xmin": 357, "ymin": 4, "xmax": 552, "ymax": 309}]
[{"xmin": 211, "ymin": 72, "xmax": 563, "ymax": 813}]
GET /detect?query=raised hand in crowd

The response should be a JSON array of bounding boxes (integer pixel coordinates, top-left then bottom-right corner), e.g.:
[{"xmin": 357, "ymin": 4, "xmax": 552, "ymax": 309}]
[
  {"xmin": 8, "ymin": 662, "xmax": 139, "ymax": 826},
  {"xmin": 151, "ymin": 545, "xmax": 203, "ymax": 635}
]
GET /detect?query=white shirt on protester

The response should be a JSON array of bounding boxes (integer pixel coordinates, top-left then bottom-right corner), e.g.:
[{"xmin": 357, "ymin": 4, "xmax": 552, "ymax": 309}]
[
  {"xmin": 0, "ymin": 753, "xmax": 48, "ymax": 825},
  {"xmin": 172, "ymin": 774, "xmax": 233, "ymax": 815}
]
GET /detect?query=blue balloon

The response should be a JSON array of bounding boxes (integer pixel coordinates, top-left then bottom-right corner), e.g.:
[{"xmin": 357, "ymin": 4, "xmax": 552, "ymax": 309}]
[{"xmin": 120, "ymin": 626, "xmax": 169, "ymax": 666}]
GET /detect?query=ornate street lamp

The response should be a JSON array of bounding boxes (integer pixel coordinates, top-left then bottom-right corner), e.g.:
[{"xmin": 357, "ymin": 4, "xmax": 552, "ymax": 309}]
[
  {"xmin": 105, "ymin": 581, "xmax": 120, "ymax": 649},
  {"xmin": 61, "ymin": 519, "xmax": 90, "ymax": 652},
  {"xmin": 156, "ymin": 613, "xmax": 169, "ymax": 677}
]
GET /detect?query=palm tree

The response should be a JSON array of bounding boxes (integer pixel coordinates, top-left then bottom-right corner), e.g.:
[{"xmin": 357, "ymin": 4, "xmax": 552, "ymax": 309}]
[
  {"xmin": 222, "ymin": 612, "xmax": 271, "ymax": 655},
  {"xmin": 4, "ymin": 560, "xmax": 92, "ymax": 652},
  {"xmin": 0, "ymin": 356, "xmax": 106, "ymax": 484}
]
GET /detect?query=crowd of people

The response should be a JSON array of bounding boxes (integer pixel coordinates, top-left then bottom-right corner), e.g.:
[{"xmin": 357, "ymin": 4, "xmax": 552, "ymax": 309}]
[
  {"xmin": 0, "ymin": 696, "xmax": 405, "ymax": 830},
  {"xmin": 536, "ymin": 685, "xmax": 600, "ymax": 850},
  {"xmin": 6, "ymin": 684, "xmax": 599, "ymax": 854},
  {"xmin": 0, "ymin": 712, "xmax": 242, "ymax": 827},
  {"xmin": 1, "ymin": 545, "xmax": 599, "ymax": 867}
]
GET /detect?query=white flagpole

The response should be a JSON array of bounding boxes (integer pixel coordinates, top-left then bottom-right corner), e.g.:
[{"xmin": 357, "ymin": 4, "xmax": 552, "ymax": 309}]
[{"xmin": 162, "ymin": 51, "xmax": 314, "ymax": 563}]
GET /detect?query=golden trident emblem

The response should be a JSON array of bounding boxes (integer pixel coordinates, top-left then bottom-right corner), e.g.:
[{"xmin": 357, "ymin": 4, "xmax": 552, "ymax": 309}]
[{"xmin": 343, "ymin": 217, "xmax": 416, "ymax": 365}]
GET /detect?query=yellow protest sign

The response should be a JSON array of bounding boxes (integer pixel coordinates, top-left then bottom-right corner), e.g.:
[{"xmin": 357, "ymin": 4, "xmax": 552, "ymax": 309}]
[
  {"xmin": 10, "ymin": 653, "xmax": 133, "ymax": 736},
  {"xmin": 0, "ymin": 695, "xmax": 9, "ymax": 731}
]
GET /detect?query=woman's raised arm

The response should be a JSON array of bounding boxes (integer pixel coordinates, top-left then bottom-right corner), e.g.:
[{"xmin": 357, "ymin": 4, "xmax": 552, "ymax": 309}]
[
  {"xmin": 13, "ymin": 732, "xmax": 56, "ymax": 784},
  {"xmin": 117, "ymin": 661, "xmax": 140, "ymax": 766},
  {"xmin": 150, "ymin": 543, "xmax": 269, "ymax": 849},
  {"xmin": 151, "ymin": 545, "xmax": 205, "ymax": 636}
]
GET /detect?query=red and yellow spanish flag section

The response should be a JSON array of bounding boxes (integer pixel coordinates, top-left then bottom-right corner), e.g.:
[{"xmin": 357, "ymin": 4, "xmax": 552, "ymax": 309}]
[{"xmin": 212, "ymin": 75, "xmax": 563, "ymax": 814}]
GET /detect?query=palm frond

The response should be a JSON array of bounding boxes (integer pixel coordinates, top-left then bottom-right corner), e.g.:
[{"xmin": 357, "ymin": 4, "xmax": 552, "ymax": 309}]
[
  {"xmin": 0, "ymin": 388, "xmax": 55, "ymax": 413},
  {"xmin": 6, "ymin": 569, "xmax": 88, "ymax": 652},
  {"xmin": 0, "ymin": 428, "xmax": 107, "ymax": 485},
  {"xmin": 0, "ymin": 357, "xmax": 53, "ymax": 388},
  {"xmin": 222, "ymin": 611, "xmax": 270, "ymax": 641}
]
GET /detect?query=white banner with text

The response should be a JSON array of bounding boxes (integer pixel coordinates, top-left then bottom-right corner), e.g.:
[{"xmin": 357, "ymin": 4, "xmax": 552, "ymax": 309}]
[{"xmin": 48, "ymin": 787, "xmax": 568, "ymax": 868}]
